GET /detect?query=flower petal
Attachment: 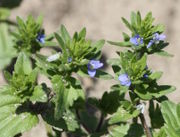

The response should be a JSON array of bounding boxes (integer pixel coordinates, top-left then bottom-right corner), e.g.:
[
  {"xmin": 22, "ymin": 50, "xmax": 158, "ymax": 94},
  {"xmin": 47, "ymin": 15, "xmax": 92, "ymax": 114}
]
[
  {"xmin": 118, "ymin": 73, "xmax": 131, "ymax": 87},
  {"xmin": 147, "ymin": 40, "xmax": 154, "ymax": 48},
  {"xmin": 88, "ymin": 69, "xmax": 96, "ymax": 77},
  {"xmin": 88, "ymin": 60, "xmax": 103, "ymax": 69}
]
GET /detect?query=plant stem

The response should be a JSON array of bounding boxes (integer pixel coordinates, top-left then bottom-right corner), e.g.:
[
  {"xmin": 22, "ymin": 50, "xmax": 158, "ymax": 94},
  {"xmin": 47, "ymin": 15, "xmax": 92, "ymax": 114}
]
[
  {"xmin": 129, "ymin": 87, "xmax": 152, "ymax": 137},
  {"xmin": 139, "ymin": 112, "xmax": 152, "ymax": 137}
]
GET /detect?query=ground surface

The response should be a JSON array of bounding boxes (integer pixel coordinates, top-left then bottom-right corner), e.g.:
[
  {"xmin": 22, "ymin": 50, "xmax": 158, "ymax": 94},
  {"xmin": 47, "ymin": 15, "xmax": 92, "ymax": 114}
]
[{"xmin": 0, "ymin": 0, "xmax": 180, "ymax": 136}]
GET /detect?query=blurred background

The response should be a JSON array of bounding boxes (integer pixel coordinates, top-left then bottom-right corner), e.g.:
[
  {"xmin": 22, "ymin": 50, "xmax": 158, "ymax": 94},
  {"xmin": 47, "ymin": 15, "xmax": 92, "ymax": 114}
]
[{"xmin": 0, "ymin": 0, "xmax": 180, "ymax": 136}]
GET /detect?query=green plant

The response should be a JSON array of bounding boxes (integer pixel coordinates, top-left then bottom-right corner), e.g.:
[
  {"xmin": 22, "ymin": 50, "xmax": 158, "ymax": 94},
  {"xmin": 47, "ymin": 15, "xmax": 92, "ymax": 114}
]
[{"xmin": 0, "ymin": 9, "xmax": 179, "ymax": 137}]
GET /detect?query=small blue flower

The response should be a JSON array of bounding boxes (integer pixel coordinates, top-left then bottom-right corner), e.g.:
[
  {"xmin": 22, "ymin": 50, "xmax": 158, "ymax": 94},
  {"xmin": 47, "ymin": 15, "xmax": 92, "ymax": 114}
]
[
  {"xmin": 68, "ymin": 57, "xmax": 72, "ymax": 63},
  {"xmin": 147, "ymin": 40, "xmax": 154, "ymax": 48},
  {"xmin": 37, "ymin": 33, "xmax": 45, "ymax": 44},
  {"xmin": 143, "ymin": 74, "xmax": 148, "ymax": 78},
  {"xmin": 87, "ymin": 60, "xmax": 103, "ymax": 77},
  {"xmin": 147, "ymin": 33, "xmax": 166, "ymax": 48},
  {"xmin": 130, "ymin": 35, "xmax": 143, "ymax": 46},
  {"xmin": 118, "ymin": 73, "xmax": 131, "ymax": 87}
]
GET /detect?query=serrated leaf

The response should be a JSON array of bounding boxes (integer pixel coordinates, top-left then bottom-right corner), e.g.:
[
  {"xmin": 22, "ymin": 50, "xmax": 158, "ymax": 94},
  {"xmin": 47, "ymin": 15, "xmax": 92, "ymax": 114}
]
[
  {"xmin": 0, "ymin": 89, "xmax": 38, "ymax": 137},
  {"xmin": 30, "ymin": 85, "xmax": 48, "ymax": 103},
  {"xmin": 0, "ymin": 111, "xmax": 38, "ymax": 137}
]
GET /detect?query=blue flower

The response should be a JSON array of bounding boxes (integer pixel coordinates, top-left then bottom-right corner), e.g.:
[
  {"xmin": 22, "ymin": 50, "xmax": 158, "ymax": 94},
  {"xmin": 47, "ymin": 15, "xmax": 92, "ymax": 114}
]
[
  {"xmin": 147, "ymin": 33, "xmax": 166, "ymax": 48},
  {"xmin": 37, "ymin": 33, "xmax": 45, "ymax": 44},
  {"xmin": 118, "ymin": 73, "xmax": 131, "ymax": 87},
  {"xmin": 143, "ymin": 74, "xmax": 148, "ymax": 78},
  {"xmin": 130, "ymin": 35, "xmax": 143, "ymax": 46},
  {"xmin": 87, "ymin": 60, "xmax": 103, "ymax": 77},
  {"xmin": 68, "ymin": 57, "xmax": 72, "ymax": 63}
]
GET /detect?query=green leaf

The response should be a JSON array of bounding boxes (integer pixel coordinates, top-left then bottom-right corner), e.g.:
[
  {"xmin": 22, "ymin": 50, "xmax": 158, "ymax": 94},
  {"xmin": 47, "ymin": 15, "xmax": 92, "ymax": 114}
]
[
  {"xmin": 149, "ymin": 100, "xmax": 164, "ymax": 129},
  {"xmin": 153, "ymin": 127, "xmax": 167, "ymax": 137},
  {"xmin": 91, "ymin": 39, "xmax": 105, "ymax": 53},
  {"xmin": 149, "ymin": 71, "xmax": 163, "ymax": 80},
  {"xmin": 60, "ymin": 25, "xmax": 71, "ymax": 43},
  {"xmin": 161, "ymin": 101, "xmax": 180, "ymax": 137},
  {"xmin": 99, "ymin": 90, "xmax": 123, "ymax": 114},
  {"xmin": 79, "ymin": 27, "xmax": 86, "ymax": 38},
  {"xmin": 30, "ymin": 85, "xmax": 48, "ymax": 103},
  {"xmin": 51, "ymin": 75, "xmax": 66, "ymax": 119},
  {"xmin": 135, "ymin": 85, "xmax": 176, "ymax": 100},
  {"xmin": 109, "ymin": 106, "xmax": 139, "ymax": 124},
  {"xmin": 0, "ymin": 8, "xmax": 10, "ymax": 19},
  {"xmin": 108, "ymin": 124, "xmax": 130, "ymax": 137},
  {"xmin": 3, "ymin": 70, "xmax": 12, "ymax": 83},
  {"xmin": 121, "ymin": 17, "xmax": 133, "ymax": 32},
  {"xmin": 0, "ymin": 89, "xmax": 38, "ymax": 137},
  {"xmin": 108, "ymin": 41, "xmax": 132, "ymax": 47},
  {"xmin": 62, "ymin": 110, "xmax": 79, "ymax": 131},
  {"xmin": 78, "ymin": 109, "xmax": 99, "ymax": 132},
  {"xmin": 130, "ymin": 11, "xmax": 137, "ymax": 28},
  {"xmin": 95, "ymin": 69, "xmax": 113, "ymax": 80},
  {"xmin": 122, "ymin": 32, "xmax": 130, "ymax": 41},
  {"xmin": 52, "ymin": 76, "xmax": 85, "ymax": 120},
  {"xmin": 137, "ymin": 11, "xmax": 142, "ymax": 27},
  {"xmin": 0, "ymin": 111, "xmax": 38, "ymax": 137},
  {"xmin": 14, "ymin": 52, "xmax": 32, "ymax": 75},
  {"xmin": 0, "ymin": 22, "xmax": 16, "ymax": 69},
  {"xmin": 155, "ymin": 50, "xmax": 174, "ymax": 57},
  {"xmin": 36, "ymin": 15, "xmax": 43, "ymax": 26},
  {"xmin": 54, "ymin": 33, "xmax": 68, "ymax": 62}
]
